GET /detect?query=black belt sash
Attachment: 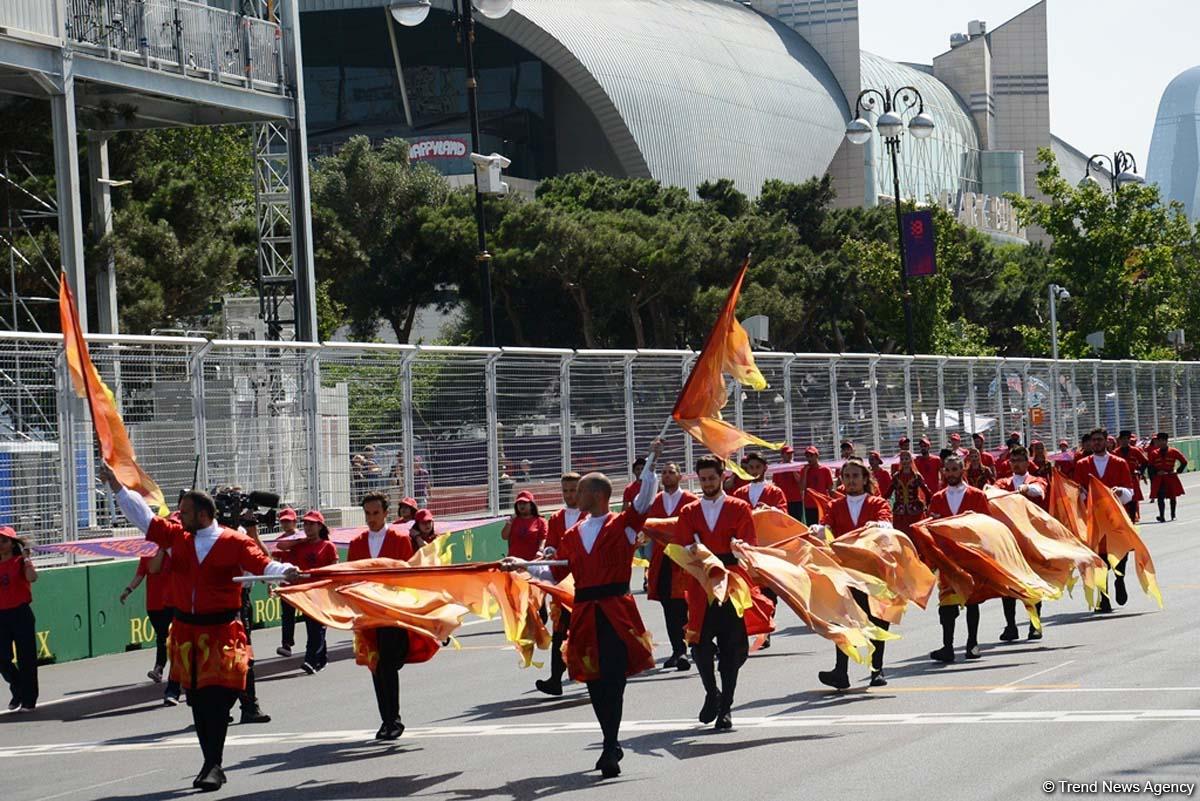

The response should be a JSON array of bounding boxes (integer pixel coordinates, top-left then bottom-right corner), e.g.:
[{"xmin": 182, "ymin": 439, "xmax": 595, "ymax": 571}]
[
  {"xmin": 175, "ymin": 609, "xmax": 239, "ymax": 626},
  {"xmin": 574, "ymin": 582, "xmax": 631, "ymax": 602},
  {"xmin": 715, "ymin": 553, "xmax": 737, "ymax": 566}
]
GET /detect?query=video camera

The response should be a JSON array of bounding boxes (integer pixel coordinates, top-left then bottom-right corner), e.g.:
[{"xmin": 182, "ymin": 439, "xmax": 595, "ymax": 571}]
[{"xmin": 213, "ymin": 488, "xmax": 280, "ymax": 530}]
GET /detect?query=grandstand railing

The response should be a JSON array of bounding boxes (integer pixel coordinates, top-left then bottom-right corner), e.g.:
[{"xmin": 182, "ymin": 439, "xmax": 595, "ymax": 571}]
[{"xmin": 1, "ymin": 331, "xmax": 1196, "ymax": 549}]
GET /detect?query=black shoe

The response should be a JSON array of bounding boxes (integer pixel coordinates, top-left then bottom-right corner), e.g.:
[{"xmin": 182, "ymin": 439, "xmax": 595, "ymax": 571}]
[
  {"xmin": 535, "ymin": 679, "xmax": 563, "ymax": 697},
  {"xmin": 163, "ymin": 693, "xmax": 180, "ymax": 707},
  {"xmin": 760, "ymin": 635, "xmax": 771, "ymax": 650},
  {"xmin": 964, "ymin": 644, "xmax": 982, "ymax": 660},
  {"xmin": 698, "ymin": 693, "xmax": 721, "ymax": 724},
  {"xmin": 596, "ymin": 748, "xmax": 621, "ymax": 778},
  {"xmin": 194, "ymin": 763, "xmax": 225, "ymax": 791},
  {"xmin": 192, "ymin": 762, "xmax": 213, "ymax": 789},
  {"xmin": 663, "ymin": 653, "xmax": 680, "ymax": 669},
  {"xmin": 817, "ymin": 669, "xmax": 850, "ymax": 691},
  {"xmin": 375, "ymin": 722, "xmax": 390, "ymax": 740},
  {"xmin": 675, "ymin": 655, "xmax": 690, "ymax": 672},
  {"xmin": 999, "ymin": 625, "xmax": 1019, "ymax": 642},
  {"xmin": 7, "ymin": 697, "xmax": 19, "ymax": 711},
  {"xmin": 869, "ymin": 670, "xmax": 888, "ymax": 687},
  {"xmin": 929, "ymin": 647, "xmax": 955, "ymax": 663},
  {"xmin": 1156, "ymin": 515, "xmax": 1166, "ymax": 523},
  {"xmin": 380, "ymin": 720, "xmax": 404, "ymax": 740},
  {"xmin": 614, "ymin": 744, "xmax": 624, "ymax": 762},
  {"xmin": 301, "ymin": 662, "xmax": 316, "ymax": 675},
  {"xmin": 240, "ymin": 706, "xmax": 271, "ymax": 724},
  {"xmin": 1115, "ymin": 578, "xmax": 1128, "ymax": 607},
  {"xmin": 276, "ymin": 645, "xmax": 292, "ymax": 657},
  {"xmin": 715, "ymin": 710, "xmax": 733, "ymax": 730},
  {"xmin": 1096, "ymin": 597, "xmax": 1114, "ymax": 614},
  {"xmin": 1028, "ymin": 625, "xmax": 1043, "ymax": 641}
]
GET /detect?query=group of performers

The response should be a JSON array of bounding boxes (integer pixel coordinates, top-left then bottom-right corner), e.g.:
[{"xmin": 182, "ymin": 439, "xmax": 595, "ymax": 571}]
[{"xmin": 5, "ymin": 424, "xmax": 1178, "ymax": 792}]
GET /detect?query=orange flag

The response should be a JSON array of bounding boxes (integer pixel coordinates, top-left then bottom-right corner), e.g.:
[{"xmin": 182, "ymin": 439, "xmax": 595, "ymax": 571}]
[
  {"xmin": 672, "ymin": 258, "xmax": 778, "ymax": 461},
  {"xmin": 58, "ymin": 274, "xmax": 167, "ymax": 515},
  {"xmin": 829, "ymin": 526, "xmax": 937, "ymax": 623},
  {"xmin": 1048, "ymin": 472, "xmax": 1090, "ymax": 548},
  {"xmin": 1085, "ymin": 475, "xmax": 1163, "ymax": 608},
  {"xmin": 985, "ymin": 487, "xmax": 1107, "ymax": 602}
]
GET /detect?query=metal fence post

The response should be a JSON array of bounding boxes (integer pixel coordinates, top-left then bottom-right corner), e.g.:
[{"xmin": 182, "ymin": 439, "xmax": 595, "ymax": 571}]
[
  {"xmin": 782, "ymin": 354, "xmax": 796, "ymax": 447},
  {"xmin": 400, "ymin": 351, "xmax": 416, "ymax": 500},
  {"xmin": 682, "ymin": 355, "xmax": 696, "ymax": 478},
  {"xmin": 1049, "ymin": 359, "xmax": 1059, "ymax": 446},
  {"xmin": 189, "ymin": 341, "xmax": 213, "ymax": 493},
  {"xmin": 966, "ymin": 359, "xmax": 976, "ymax": 436},
  {"xmin": 54, "ymin": 351, "xmax": 79, "ymax": 549},
  {"xmin": 1130, "ymin": 365, "xmax": 1140, "ymax": 439},
  {"xmin": 1020, "ymin": 360, "xmax": 1032, "ymax": 444},
  {"xmin": 1169, "ymin": 365, "xmax": 1178, "ymax": 437},
  {"xmin": 1094, "ymin": 363, "xmax": 1103, "ymax": 431},
  {"xmin": 1187, "ymin": 365, "xmax": 1196, "ymax": 436},
  {"xmin": 485, "ymin": 353, "xmax": 500, "ymax": 516},
  {"xmin": 936, "ymin": 357, "xmax": 947, "ymax": 447},
  {"xmin": 1151, "ymin": 365, "xmax": 1160, "ymax": 434},
  {"xmin": 623, "ymin": 355, "xmax": 636, "ymax": 466},
  {"xmin": 868, "ymin": 356, "xmax": 881, "ymax": 453},
  {"xmin": 903, "ymin": 361, "xmax": 913, "ymax": 443},
  {"xmin": 829, "ymin": 358, "xmax": 840, "ymax": 446},
  {"xmin": 559, "ymin": 354, "xmax": 574, "ymax": 472},
  {"xmin": 303, "ymin": 349, "xmax": 321, "ymax": 509},
  {"xmin": 1069, "ymin": 363, "xmax": 1079, "ymax": 446}
]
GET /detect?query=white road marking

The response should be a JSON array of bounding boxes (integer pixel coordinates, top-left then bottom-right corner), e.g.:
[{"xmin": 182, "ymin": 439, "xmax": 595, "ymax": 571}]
[
  {"xmin": 995, "ymin": 686, "xmax": 1200, "ymax": 693},
  {"xmin": 987, "ymin": 660, "xmax": 1075, "ymax": 693},
  {"xmin": 4, "ymin": 710, "xmax": 1200, "ymax": 758},
  {"xmin": 29, "ymin": 769, "xmax": 162, "ymax": 801}
]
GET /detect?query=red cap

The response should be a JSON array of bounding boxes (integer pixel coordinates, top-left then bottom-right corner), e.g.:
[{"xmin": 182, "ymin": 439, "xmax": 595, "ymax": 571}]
[
  {"xmin": 515, "ymin": 490, "xmax": 536, "ymax": 504},
  {"xmin": 1031, "ymin": 439, "xmax": 1043, "ymax": 447},
  {"xmin": 1058, "ymin": 439, "xmax": 1069, "ymax": 448},
  {"xmin": 780, "ymin": 444, "xmax": 794, "ymax": 455},
  {"xmin": 868, "ymin": 450, "xmax": 881, "ymax": 460},
  {"xmin": 0, "ymin": 526, "xmax": 16, "ymax": 541},
  {"xmin": 949, "ymin": 433, "xmax": 961, "ymax": 442},
  {"xmin": 414, "ymin": 509, "xmax": 434, "ymax": 525},
  {"xmin": 1010, "ymin": 430, "xmax": 1022, "ymax": 439},
  {"xmin": 302, "ymin": 509, "xmax": 325, "ymax": 525},
  {"xmin": 804, "ymin": 446, "xmax": 819, "ymax": 456},
  {"xmin": 277, "ymin": 507, "xmax": 297, "ymax": 522},
  {"xmin": 919, "ymin": 436, "xmax": 931, "ymax": 446},
  {"xmin": 398, "ymin": 497, "xmax": 418, "ymax": 512},
  {"xmin": 898, "ymin": 436, "xmax": 910, "ymax": 446}
]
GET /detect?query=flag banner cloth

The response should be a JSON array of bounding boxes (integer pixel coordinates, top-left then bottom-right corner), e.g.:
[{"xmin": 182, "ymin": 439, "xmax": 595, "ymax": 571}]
[
  {"xmin": 59, "ymin": 273, "xmax": 167, "ymax": 515},
  {"xmin": 1085, "ymin": 475, "xmax": 1163, "ymax": 608},
  {"xmin": 672, "ymin": 258, "xmax": 779, "ymax": 462},
  {"xmin": 909, "ymin": 512, "xmax": 1060, "ymax": 626}
]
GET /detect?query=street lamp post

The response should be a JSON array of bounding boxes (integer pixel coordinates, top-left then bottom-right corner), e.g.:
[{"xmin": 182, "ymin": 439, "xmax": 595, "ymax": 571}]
[
  {"xmin": 1048, "ymin": 283, "xmax": 1069, "ymax": 361},
  {"xmin": 844, "ymin": 87, "xmax": 935, "ymax": 356},
  {"xmin": 390, "ymin": 0, "xmax": 512, "ymax": 347},
  {"xmin": 1080, "ymin": 150, "xmax": 1146, "ymax": 193}
]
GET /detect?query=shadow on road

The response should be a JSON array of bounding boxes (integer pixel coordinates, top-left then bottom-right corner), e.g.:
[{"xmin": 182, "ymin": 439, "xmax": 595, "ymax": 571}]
[
  {"xmin": 235, "ymin": 740, "xmax": 424, "ymax": 774},
  {"xmin": 441, "ymin": 692, "xmax": 593, "ymax": 722},
  {"xmin": 103, "ymin": 771, "xmax": 462, "ymax": 801}
]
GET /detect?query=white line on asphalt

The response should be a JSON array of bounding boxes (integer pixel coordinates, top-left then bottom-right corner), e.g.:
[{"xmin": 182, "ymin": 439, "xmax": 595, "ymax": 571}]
[
  {"xmin": 29, "ymin": 769, "xmax": 162, "ymax": 801},
  {"xmin": 5, "ymin": 710, "xmax": 1200, "ymax": 758},
  {"xmin": 994, "ymin": 687, "xmax": 1200, "ymax": 693},
  {"xmin": 987, "ymin": 660, "xmax": 1075, "ymax": 693}
]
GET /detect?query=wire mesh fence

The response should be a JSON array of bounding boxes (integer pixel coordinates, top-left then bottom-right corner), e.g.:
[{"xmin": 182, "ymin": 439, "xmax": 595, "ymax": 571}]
[{"xmin": 2, "ymin": 331, "xmax": 1198, "ymax": 551}]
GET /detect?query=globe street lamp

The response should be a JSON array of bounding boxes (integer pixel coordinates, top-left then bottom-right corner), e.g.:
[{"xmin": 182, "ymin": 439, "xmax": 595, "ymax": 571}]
[
  {"xmin": 390, "ymin": 0, "xmax": 513, "ymax": 347},
  {"xmin": 1080, "ymin": 150, "xmax": 1145, "ymax": 193},
  {"xmin": 844, "ymin": 86, "xmax": 935, "ymax": 355}
]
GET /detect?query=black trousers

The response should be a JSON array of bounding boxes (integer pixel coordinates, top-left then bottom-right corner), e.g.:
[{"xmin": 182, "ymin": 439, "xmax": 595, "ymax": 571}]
[
  {"xmin": 238, "ymin": 589, "xmax": 258, "ymax": 709},
  {"xmin": 147, "ymin": 607, "xmax": 182, "ymax": 698},
  {"xmin": 833, "ymin": 589, "xmax": 890, "ymax": 673},
  {"xmin": 803, "ymin": 506, "xmax": 821, "ymax": 525},
  {"xmin": 280, "ymin": 602, "xmax": 296, "ymax": 648},
  {"xmin": 586, "ymin": 608, "xmax": 628, "ymax": 751},
  {"xmin": 692, "ymin": 599, "xmax": 748, "ymax": 711},
  {"xmin": 372, "ymin": 628, "xmax": 410, "ymax": 725},
  {"xmin": 1156, "ymin": 485, "xmax": 1178, "ymax": 518},
  {"xmin": 188, "ymin": 686, "xmax": 239, "ymax": 767},
  {"xmin": 303, "ymin": 618, "xmax": 327, "ymax": 669},
  {"xmin": 0, "ymin": 603, "xmax": 38, "ymax": 708},
  {"xmin": 1002, "ymin": 598, "xmax": 1042, "ymax": 627},
  {"xmin": 939, "ymin": 603, "xmax": 980, "ymax": 648},
  {"xmin": 786, "ymin": 500, "xmax": 806, "ymax": 522},
  {"xmin": 655, "ymin": 560, "xmax": 688, "ymax": 658},
  {"xmin": 550, "ymin": 609, "xmax": 571, "ymax": 683}
]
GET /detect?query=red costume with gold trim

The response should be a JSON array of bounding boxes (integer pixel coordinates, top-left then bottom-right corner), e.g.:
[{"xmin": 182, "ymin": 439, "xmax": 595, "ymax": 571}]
[
  {"xmin": 644, "ymin": 490, "xmax": 696, "ymax": 602},
  {"xmin": 346, "ymin": 528, "xmax": 439, "ymax": 670}
]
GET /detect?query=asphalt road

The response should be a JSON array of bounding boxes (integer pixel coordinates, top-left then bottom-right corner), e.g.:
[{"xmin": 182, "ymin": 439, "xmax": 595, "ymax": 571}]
[{"xmin": 3, "ymin": 475, "xmax": 1199, "ymax": 801}]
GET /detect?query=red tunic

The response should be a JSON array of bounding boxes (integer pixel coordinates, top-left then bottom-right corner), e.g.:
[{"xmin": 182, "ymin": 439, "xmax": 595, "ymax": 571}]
[
  {"xmin": 773, "ymin": 468, "xmax": 804, "ymax": 503},
  {"xmin": 979, "ymin": 451, "xmax": 996, "ymax": 470},
  {"xmin": 994, "ymin": 474, "xmax": 1049, "ymax": 512},
  {"xmin": 672, "ymin": 496, "xmax": 774, "ymax": 643},
  {"xmin": 505, "ymin": 516, "xmax": 548, "ymax": 560},
  {"xmin": 733, "ymin": 481, "xmax": 788, "ymax": 511},
  {"xmin": 621, "ymin": 480, "xmax": 641, "ymax": 507},
  {"xmin": 287, "ymin": 539, "xmax": 339, "ymax": 572},
  {"xmin": 826, "ymin": 494, "xmax": 892, "ymax": 539},
  {"xmin": 145, "ymin": 518, "xmax": 273, "ymax": 691},
  {"xmin": 545, "ymin": 507, "xmax": 584, "ymax": 553},
  {"xmin": 1147, "ymin": 446, "xmax": 1188, "ymax": 499},
  {"xmin": 644, "ymin": 490, "xmax": 697, "ymax": 601},
  {"xmin": 135, "ymin": 552, "xmax": 173, "ymax": 612},
  {"xmin": 0, "ymin": 556, "xmax": 32, "ymax": 610},
  {"xmin": 871, "ymin": 468, "xmax": 893, "ymax": 499},
  {"xmin": 913, "ymin": 454, "xmax": 943, "ymax": 494},
  {"xmin": 1116, "ymin": 445, "xmax": 1149, "ymax": 502},
  {"xmin": 926, "ymin": 484, "xmax": 991, "ymax": 518},
  {"xmin": 345, "ymin": 528, "xmax": 439, "ymax": 668},
  {"xmin": 551, "ymin": 510, "xmax": 656, "ymax": 682},
  {"xmin": 798, "ymin": 465, "xmax": 835, "ymax": 501},
  {"xmin": 347, "ymin": 528, "xmax": 415, "ymax": 561},
  {"xmin": 1074, "ymin": 454, "xmax": 1134, "ymax": 493}
]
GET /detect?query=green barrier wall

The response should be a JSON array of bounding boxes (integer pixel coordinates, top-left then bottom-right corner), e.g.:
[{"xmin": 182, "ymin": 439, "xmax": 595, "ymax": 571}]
[
  {"xmin": 86, "ymin": 560, "xmax": 146, "ymax": 657},
  {"xmin": 27, "ymin": 566, "xmax": 89, "ymax": 664}
]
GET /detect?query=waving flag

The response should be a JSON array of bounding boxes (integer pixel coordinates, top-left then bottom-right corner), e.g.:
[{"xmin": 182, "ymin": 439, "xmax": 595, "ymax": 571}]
[
  {"xmin": 672, "ymin": 258, "xmax": 779, "ymax": 461},
  {"xmin": 1086, "ymin": 475, "xmax": 1163, "ymax": 608},
  {"xmin": 58, "ymin": 273, "xmax": 167, "ymax": 515}
]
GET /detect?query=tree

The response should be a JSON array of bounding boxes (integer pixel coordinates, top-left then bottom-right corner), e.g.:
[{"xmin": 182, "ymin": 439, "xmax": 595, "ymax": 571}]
[{"xmin": 1011, "ymin": 149, "xmax": 1198, "ymax": 360}]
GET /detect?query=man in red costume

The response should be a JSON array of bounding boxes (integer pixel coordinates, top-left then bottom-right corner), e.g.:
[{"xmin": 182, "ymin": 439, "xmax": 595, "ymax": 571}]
[
  {"xmin": 914, "ymin": 437, "xmax": 943, "ymax": 495},
  {"xmin": 797, "ymin": 446, "xmax": 835, "ymax": 524},
  {"xmin": 503, "ymin": 441, "xmax": 661, "ymax": 778},
  {"xmin": 733, "ymin": 451, "xmax": 788, "ymax": 511},
  {"xmin": 1075, "ymin": 428, "xmax": 1135, "ymax": 613},
  {"xmin": 772, "ymin": 445, "xmax": 804, "ymax": 520},
  {"xmin": 1147, "ymin": 432, "xmax": 1188, "ymax": 523},
  {"xmin": 644, "ymin": 462, "xmax": 696, "ymax": 670},
  {"xmin": 106, "ymin": 467, "xmax": 297, "ymax": 792},
  {"xmin": 535, "ymin": 471, "xmax": 584, "ymax": 696},
  {"xmin": 868, "ymin": 451, "xmax": 892, "ymax": 498},
  {"xmin": 621, "ymin": 456, "xmax": 647, "ymax": 510},
  {"xmin": 994, "ymin": 445, "xmax": 1048, "ymax": 641},
  {"xmin": 1114, "ymin": 430, "xmax": 1148, "ymax": 522},
  {"xmin": 673, "ymin": 456, "xmax": 772, "ymax": 731},
  {"xmin": 926, "ymin": 454, "xmax": 991, "ymax": 663}
]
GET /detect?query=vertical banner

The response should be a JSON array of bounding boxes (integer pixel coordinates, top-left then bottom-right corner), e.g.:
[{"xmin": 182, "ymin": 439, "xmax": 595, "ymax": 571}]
[{"xmin": 902, "ymin": 209, "xmax": 937, "ymax": 277}]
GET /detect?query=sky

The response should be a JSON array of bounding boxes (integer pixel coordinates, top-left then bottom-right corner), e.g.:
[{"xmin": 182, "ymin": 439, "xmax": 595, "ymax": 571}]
[{"xmin": 857, "ymin": 0, "xmax": 1200, "ymax": 173}]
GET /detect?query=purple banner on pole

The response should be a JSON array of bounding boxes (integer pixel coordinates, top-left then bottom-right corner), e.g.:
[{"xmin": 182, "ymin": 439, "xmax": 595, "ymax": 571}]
[{"xmin": 902, "ymin": 209, "xmax": 937, "ymax": 277}]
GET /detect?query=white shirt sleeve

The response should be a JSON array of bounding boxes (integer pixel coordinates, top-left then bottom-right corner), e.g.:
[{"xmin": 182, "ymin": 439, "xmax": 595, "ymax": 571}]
[
  {"xmin": 115, "ymin": 487, "xmax": 156, "ymax": 535},
  {"xmin": 523, "ymin": 564, "xmax": 556, "ymax": 583},
  {"xmin": 1025, "ymin": 483, "xmax": 1045, "ymax": 499},
  {"xmin": 263, "ymin": 560, "xmax": 290, "ymax": 577},
  {"xmin": 1114, "ymin": 487, "xmax": 1133, "ymax": 505},
  {"xmin": 630, "ymin": 453, "xmax": 660, "ymax": 515}
]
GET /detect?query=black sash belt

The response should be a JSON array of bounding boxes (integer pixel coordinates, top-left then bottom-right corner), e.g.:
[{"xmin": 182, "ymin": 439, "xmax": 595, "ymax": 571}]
[
  {"xmin": 575, "ymin": 582, "xmax": 630, "ymax": 602},
  {"xmin": 715, "ymin": 553, "xmax": 738, "ymax": 566},
  {"xmin": 175, "ymin": 609, "xmax": 239, "ymax": 626}
]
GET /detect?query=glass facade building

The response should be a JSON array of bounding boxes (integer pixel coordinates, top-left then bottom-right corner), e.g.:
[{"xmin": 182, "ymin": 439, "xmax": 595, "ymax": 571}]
[{"xmin": 1147, "ymin": 65, "xmax": 1200, "ymax": 221}]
